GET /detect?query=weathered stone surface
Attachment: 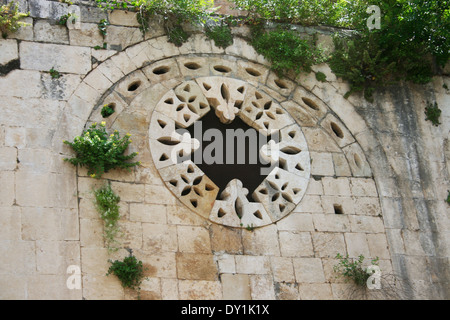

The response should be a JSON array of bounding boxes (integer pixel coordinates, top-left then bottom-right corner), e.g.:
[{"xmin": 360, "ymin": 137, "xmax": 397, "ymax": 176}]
[{"xmin": 20, "ymin": 42, "xmax": 91, "ymax": 74}]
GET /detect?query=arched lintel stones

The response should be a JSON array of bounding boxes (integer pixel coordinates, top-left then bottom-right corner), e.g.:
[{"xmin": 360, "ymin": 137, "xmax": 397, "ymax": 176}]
[{"xmin": 57, "ymin": 34, "xmax": 377, "ymax": 228}]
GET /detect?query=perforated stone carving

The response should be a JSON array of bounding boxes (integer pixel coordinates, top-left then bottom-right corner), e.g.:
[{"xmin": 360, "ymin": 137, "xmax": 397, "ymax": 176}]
[{"xmin": 149, "ymin": 76, "xmax": 311, "ymax": 228}]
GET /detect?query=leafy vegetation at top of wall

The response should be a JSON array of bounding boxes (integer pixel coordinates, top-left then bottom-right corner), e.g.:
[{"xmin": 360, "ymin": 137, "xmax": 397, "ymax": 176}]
[
  {"xmin": 0, "ymin": 1, "xmax": 29, "ymax": 39},
  {"xmin": 94, "ymin": 1, "xmax": 449, "ymax": 102},
  {"xmin": 95, "ymin": 0, "xmax": 216, "ymax": 46},
  {"xmin": 250, "ymin": 24, "xmax": 324, "ymax": 77}
]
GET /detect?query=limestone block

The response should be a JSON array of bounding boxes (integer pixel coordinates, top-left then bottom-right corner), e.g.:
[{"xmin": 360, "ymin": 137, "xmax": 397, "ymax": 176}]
[
  {"xmin": 129, "ymin": 203, "xmax": 166, "ymax": 224},
  {"xmin": 69, "ymin": 22, "xmax": 104, "ymax": 47},
  {"xmin": 292, "ymin": 86, "xmax": 328, "ymax": 121},
  {"xmin": 275, "ymin": 282, "xmax": 299, "ymax": 300},
  {"xmin": 270, "ymin": 257, "xmax": 295, "ymax": 282},
  {"xmin": 349, "ymin": 215, "xmax": 385, "ymax": 233},
  {"xmin": 209, "ymin": 224, "xmax": 243, "ymax": 254},
  {"xmin": 320, "ymin": 113, "xmax": 355, "ymax": 148},
  {"xmin": 344, "ymin": 233, "xmax": 370, "ymax": 258},
  {"xmin": 349, "ymin": 177, "xmax": 378, "ymax": 197},
  {"xmin": 292, "ymin": 258, "xmax": 326, "ymax": 283},
  {"xmin": 332, "ymin": 153, "xmax": 352, "ymax": 176},
  {"xmin": 298, "ymin": 283, "xmax": 333, "ymax": 299},
  {"xmin": 36, "ymin": 240, "xmax": 80, "ymax": 274},
  {"xmin": 0, "ymin": 206, "xmax": 20, "ymax": 240},
  {"xmin": 82, "ymin": 68, "xmax": 113, "ymax": 93},
  {"xmin": 41, "ymin": 73, "xmax": 81, "ymax": 101},
  {"xmin": 34, "ymin": 20, "xmax": 69, "ymax": 44},
  {"xmin": 177, "ymin": 226, "xmax": 211, "ymax": 254},
  {"xmin": 302, "ymin": 127, "xmax": 341, "ymax": 152},
  {"xmin": 79, "ymin": 218, "xmax": 104, "ymax": 248},
  {"xmin": 110, "ymin": 181, "xmax": 145, "ymax": 203},
  {"xmin": 109, "ymin": 10, "xmax": 140, "ymax": 27},
  {"xmin": 309, "ymin": 151, "xmax": 335, "ymax": 176},
  {"xmin": 176, "ymin": 253, "xmax": 218, "ymax": 281},
  {"xmin": 178, "ymin": 279, "xmax": 222, "ymax": 299},
  {"xmin": 0, "ymin": 147, "xmax": 17, "ymax": 170},
  {"xmin": 343, "ymin": 142, "xmax": 372, "ymax": 177},
  {"xmin": 235, "ymin": 255, "xmax": 270, "ymax": 274},
  {"xmin": 311, "ymin": 232, "xmax": 346, "ymax": 258},
  {"xmin": 221, "ymin": 274, "xmax": 251, "ymax": 300},
  {"xmin": 16, "ymin": 172, "xmax": 77, "ymax": 208},
  {"xmin": 109, "ymin": 51, "xmax": 138, "ymax": 76},
  {"xmin": 280, "ymin": 100, "xmax": 317, "ymax": 127},
  {"xmin": 321, "ymin": 195, "xmax": 355, "ymax": 215},
  {"xmin": 142, "ymin": 223, "xmax": 178, "ymax": 253},
  {"xmin": 249, "ymin": 275, "xmax": 276, "ymax": 300},
  {"xmin": 161, "ymin": 278, "xmax": 178, "ymax": 299},
  {"xmin": 104, "ymin": 25, "xmax": 144, "ymax": 50},
  {"xmin": 293, "ymin": 195, "xmax": 323, "ymax": 213},
  {"xmin": 20, "ymin": 41, "xmax": 91, "ymax": 74},
  {"xmin": 141, "ymin": 252, "xmax": 177, "ymax": 278},
  {"xmin": 215, "ymin": 253, "xmax": 236, "ymax": 273},
  {"xmin": 367, "ymin": 233, "xmax": 391, "ymax": 260},
  {"xmin": 0, "ymin": 275, "xmax": 27, "ymax": 299},
  {"xmin": 166, "ymin": 204, "xmax": 205, "ymax": 226},
  {"xmin": 0, "ymin": 239, "xmax": 36, "ymax": 275},
  {"xmin": 279, "ymin": 231, "xmax": 314, "ymax": 257},
  {"xmin": 312, "ymin": 213, "xmax": 351, "ymax": 232},
  {"xmin": 0, "ymin": 39, "xmax": 18, "ymax": 65},
  {"xmin": 354, "ymin": 197, "xmax": 381, "ymax": 216},
  {"xmin": 179, "ymin": 33, "xmax": 213, "ymax": 55},
  {"xmin": 145, "ymin": 184, "xmax": 178, "ymax": 205},
  {"xmin": 82, "ymin": 274, "xmax": 124, "ymax": 300},
  {"xmin": 115, "ymin": 74, "xmax": 150, "ymax": 110},
  {"xmin": 266, "ymin": 71, "xmax": 296, "ymax": 97},
  {"xmin": 176, "ymin": 56, "xmax": 212, "ymax": 78},
  {"xmin": 0, "ymin": 70, "xmax": 42, "ymax": 99},
  {"xmin": 241, "ymin": 224, "xmax": 280, "ymax": 256},
  {"xmin": 322, "ymin": 177, "xmax": 352, "ymax": 196},
  {"xmin": 237, "ymin": 60, "xmax": 270, "ymax": 87},
  {"xmin": 275, "ymin": 212, "xmax": 314, "ymax": 231}
]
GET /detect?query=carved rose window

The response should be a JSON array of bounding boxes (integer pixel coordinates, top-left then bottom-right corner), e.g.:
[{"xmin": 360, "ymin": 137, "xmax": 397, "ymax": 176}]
[{"xmin": 149, "ymin": 76, "xmax": 311, "ymax": 228}]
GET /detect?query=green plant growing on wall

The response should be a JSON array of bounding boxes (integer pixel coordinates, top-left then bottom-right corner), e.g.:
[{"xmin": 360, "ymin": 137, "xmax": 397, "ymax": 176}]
[
  {"xmin": 447, "ymin": 191, "xmax": 450, "ymax": 205},
  {"xmin": 101, "ymin": 104, "xmax": 115, "ymax": 118},
  {"xmin": 57, "ymin": 13, "xmax": 76, "ymax": 26},
  {"xmin": 49, "ymin": 67, "xmax": 62, "ymax": 79},
  {"xmin": 0, "ymin": 1, "xmax": 29, "ymax": 39},
  {"xmin": 63, "ymin": 121, "xmax": 140, "ymax": 178},
  {"xmin": 250, "ymin": 26, "xmax": 324, "ymax": 77},
  {"xmin": 205, "ymin": 21, "xmax": 234, "ymax": 49},
  {"xmin": 333, "ymin": 253, "xmax": 379, "ymax": 287},
  {"xmin": 315, "ymin": 71, "xmax": 326, "ymax": 82},
  {"xmin": 424, "ymin": 101, "xmax": 441, "ymax": 126},
  {"xmin": 107, "ymin": 249, "xmax": 146, "ymax": 298},
  {"xmin": 98, "ymin": 18, "xmax": 110, "ymax": 37},
  {"xmin": 94, "ymin": 184, "xmax": 122, "ymax": 252}
]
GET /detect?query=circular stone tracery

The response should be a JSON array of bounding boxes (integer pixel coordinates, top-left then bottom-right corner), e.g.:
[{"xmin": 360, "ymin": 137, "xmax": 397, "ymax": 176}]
[{"xmin": 149, "ymin": 76, "xmax": 311, "ymax": 228}]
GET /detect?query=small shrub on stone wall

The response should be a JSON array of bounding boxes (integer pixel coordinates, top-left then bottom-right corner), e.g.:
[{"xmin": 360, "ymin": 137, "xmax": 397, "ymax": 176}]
[
  {"xmin": 250, "ymin": 26, "xmax": 324, "ymax": 77},
  {"xmin": 0, "ymin": 1, "xmax": 29, "ymax": 39},
  {"xmin": 94, "ymin": 184, "xmax": 122, "ymax": 252},
  {"xmin": 63, "ymin": 121, "xmax": 140, "ymax": 178},
  {"xmin": 107, "ymin": 250, "xmax": 146, "ymax": 298},
  {"xmin": 333, "ymin": 253, "xmax": 379, "ymax": 287}
]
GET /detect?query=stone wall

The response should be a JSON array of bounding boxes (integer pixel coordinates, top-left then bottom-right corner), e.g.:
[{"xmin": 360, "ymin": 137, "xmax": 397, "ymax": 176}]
[{"xmin": 0, "ymin": 0, "xmax": 448, "ymax": 300}]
